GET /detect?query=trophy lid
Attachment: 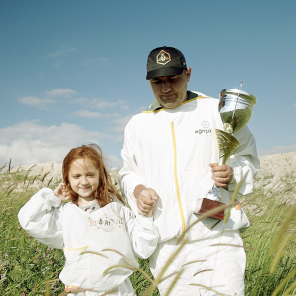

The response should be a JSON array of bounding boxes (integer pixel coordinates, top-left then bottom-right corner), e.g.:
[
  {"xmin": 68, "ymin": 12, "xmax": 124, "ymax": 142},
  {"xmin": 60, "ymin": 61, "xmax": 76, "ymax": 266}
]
[{"xmin": 220, "ymin": 88, "xmax": 257, "ymax": 106}]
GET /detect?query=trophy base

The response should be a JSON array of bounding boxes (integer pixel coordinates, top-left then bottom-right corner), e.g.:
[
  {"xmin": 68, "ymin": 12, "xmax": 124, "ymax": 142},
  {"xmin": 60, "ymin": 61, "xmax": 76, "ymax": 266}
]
[{"xmin": 193, "ymin": 198, "xmax": 225, "ymax": 220}]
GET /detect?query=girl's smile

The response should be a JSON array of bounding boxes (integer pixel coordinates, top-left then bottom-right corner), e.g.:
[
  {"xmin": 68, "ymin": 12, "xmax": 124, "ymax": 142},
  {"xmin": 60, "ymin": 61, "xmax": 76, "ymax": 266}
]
[{"xmin": 68, "ymin": 157, "xmax": 100, "ymax": 206}]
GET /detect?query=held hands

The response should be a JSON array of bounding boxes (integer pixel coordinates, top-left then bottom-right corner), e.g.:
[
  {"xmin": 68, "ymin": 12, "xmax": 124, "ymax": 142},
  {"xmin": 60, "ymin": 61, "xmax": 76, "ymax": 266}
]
[
  {"xmin": 134, "ymin": 185, "xmax": 157, "ymax": 218},
  {"xmin": 54, "ymin": 183, "xmax": 71, "ymax": 202},
  {"xmin": 210, "ymin": 163, "xmax": 233, "ymax": 187}
]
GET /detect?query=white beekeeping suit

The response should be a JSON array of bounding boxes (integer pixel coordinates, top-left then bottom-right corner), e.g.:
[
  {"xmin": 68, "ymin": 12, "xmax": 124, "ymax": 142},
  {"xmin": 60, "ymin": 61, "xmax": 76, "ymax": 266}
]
[
  {"xmin": 18, "ymin": 188, "xmax": 159, "ymax": 296},
  {"xmin": 119, "ymin": 92, "xmax": 259, "ymax": 296}
]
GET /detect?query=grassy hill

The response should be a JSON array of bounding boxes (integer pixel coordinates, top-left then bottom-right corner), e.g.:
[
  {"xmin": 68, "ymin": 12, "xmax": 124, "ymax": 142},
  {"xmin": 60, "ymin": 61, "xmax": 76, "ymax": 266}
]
[{"xmin": 0, "ymin": 155, "xmax": 295, "ymax": 295}]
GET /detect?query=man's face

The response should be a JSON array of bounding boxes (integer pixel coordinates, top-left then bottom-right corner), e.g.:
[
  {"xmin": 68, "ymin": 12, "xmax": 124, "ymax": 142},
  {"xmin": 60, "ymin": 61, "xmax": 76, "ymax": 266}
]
[{"xmin": 149, "ymin": 67, "xmax": 191, "ymax": 109}]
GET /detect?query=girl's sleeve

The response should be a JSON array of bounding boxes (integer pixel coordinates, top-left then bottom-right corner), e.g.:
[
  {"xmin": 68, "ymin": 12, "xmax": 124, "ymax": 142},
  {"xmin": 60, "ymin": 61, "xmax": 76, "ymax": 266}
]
[
  {"xmin": 124, "ymin": 208, "xmax": 159, "ymax": 259},
  {"xmin": 18, "ymin": 187, "xmax": 64, "ymax": 249}
]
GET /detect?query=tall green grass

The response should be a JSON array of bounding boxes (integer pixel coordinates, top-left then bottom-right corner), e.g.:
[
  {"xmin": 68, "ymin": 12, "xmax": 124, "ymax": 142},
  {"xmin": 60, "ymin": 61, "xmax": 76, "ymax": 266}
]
[
  {"xmin": 242, "ymin": 177, "xmax": 296, "ymax": 296},
  {"xmin": 0, "ymin": 163, "xmax": 295, "ymax": 295},
  {"xmin": 0, "ymin": 164, "xmax": 65, "ymax": 295}
]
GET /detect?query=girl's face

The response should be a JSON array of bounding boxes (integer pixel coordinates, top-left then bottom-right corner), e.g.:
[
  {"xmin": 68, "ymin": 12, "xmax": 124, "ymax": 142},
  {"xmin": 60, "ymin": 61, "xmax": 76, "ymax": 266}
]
[{"xmin": 68, "ymin": 157, "xmax": 100, "ymax": 202}]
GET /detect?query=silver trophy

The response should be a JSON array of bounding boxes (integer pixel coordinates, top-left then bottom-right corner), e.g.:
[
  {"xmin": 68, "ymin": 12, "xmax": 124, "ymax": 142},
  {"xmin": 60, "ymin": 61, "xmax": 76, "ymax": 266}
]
[{"xmin": 194, "ymin": 86, "xmax": 257, "ymax": 220}]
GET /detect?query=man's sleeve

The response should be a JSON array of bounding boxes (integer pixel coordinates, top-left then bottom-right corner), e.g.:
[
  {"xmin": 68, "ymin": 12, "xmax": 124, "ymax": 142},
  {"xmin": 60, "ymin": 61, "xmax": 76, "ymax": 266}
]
[
  {"xmin": 226, "ymin": 125, "xmax": 260, "ymax": 195},
  {"xmin": 119, "ymin": 117, "xmax": 146, "ymax": 214}
]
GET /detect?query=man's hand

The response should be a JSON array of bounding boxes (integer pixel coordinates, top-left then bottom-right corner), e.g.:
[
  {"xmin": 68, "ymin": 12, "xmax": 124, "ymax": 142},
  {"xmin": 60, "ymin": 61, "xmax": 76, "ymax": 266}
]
[
  {"xmin": 210, "ymin": 163, "xmax": 233, "ymax": 187},
  {"xmin": 54, "ymin": 183, "xmax": 71, "ymax": 202},
  {"xmin": 134, "ymin": 185, "xmax": 157, "ymax": 217}
]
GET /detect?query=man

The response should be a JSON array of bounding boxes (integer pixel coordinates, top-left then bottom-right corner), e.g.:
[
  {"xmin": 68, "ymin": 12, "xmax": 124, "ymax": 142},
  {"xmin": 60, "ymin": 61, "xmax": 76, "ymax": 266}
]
[{"xmin": 119, "ymin": 46, "xmax": 259, "ymax": 296}]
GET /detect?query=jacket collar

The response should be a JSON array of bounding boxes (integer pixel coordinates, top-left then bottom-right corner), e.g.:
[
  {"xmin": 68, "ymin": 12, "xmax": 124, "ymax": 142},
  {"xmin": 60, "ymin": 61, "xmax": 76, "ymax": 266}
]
[{"xmin": 146, "ymin": 91, "xmax": 198, "ymax": 111}]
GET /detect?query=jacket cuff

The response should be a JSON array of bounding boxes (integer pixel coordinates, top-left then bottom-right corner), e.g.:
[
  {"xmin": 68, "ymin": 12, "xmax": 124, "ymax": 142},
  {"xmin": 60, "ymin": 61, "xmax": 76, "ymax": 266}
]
[{"xmin": 40, "ymin": 187, "xmax": 62, "ymax": 208}]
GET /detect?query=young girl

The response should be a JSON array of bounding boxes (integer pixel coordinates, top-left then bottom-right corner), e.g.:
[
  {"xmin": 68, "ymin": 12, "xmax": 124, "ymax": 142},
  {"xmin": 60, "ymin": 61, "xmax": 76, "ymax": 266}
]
[{"xmin": 18, "ymin": 144, "xmax": 158, "ymax": 296}]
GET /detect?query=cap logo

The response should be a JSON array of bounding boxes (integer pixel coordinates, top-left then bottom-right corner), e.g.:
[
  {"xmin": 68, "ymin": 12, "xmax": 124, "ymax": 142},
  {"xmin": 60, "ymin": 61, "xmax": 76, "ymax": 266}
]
[{"xmin": 156, "ymin": 50, "xmax": 171, "ymax": 65}]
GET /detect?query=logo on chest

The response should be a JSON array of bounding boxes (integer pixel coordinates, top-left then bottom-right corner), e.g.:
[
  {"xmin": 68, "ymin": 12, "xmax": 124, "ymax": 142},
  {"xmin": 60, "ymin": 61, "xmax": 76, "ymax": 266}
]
[
  {"xmin": 195, "ymin": 121, "xmax": 212, "ymax": 136},
  {"xmin": 87, "ymin": 214, "xmax": 124, "ymax": 232}
]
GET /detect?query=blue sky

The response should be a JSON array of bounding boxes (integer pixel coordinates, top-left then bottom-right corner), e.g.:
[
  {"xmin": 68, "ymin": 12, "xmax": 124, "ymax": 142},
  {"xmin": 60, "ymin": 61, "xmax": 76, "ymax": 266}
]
[{"xmin": 1, "ymin": 0, "xmax": 296, "ymax": 168}]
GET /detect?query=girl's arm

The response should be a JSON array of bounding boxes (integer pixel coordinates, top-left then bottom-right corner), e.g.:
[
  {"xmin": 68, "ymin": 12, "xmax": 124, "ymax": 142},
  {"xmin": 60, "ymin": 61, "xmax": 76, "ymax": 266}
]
[
  {"xmin": 18, "ymin": 187, "xmax": 65, "ymax": 249},
  {"xmin": 124, "ymin": 208, "xmax": 159, "ymax": 259}
]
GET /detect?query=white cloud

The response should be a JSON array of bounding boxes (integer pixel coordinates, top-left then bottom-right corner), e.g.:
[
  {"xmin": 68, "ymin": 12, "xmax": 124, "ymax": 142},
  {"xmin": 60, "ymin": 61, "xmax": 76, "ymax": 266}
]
[
  {"xmin": 71, "ymin": 97, "xmax": 129, "ymax": 110},
  {"xmin": 53, "ymin": 61, "xmax": 63, "ymax": 68},
  {"xmin": 48, "ymin": 46, "xmax": 76, "ymax": 58},
  {"xmin": 111, "ymin": 115, "xmax": 133, "ymax": 132},
  {"xmin": 112, "ymin": 134, "xmax": 124, "ymax": 143},
  {"xmin": 73, "ymin": 110, "xmax": 104, "ymax": 118},
  {"xmin": 82, "ymin": 57, "xmax": 109, "ymax": 66},
  {"xmin": 18, "ymin": 96, "xmax": 55, "ymax": 109},
  {"xmin": 101, "ymin": 57, "xmax": 109, "ymax": 63},
  {"xmin": 73, "ymin": 109, "xmax": 121, "ymax": 119},
  {"xmin": 95, "ymin": 100, "xmax": 118, "ymax": 109},
  {"xmin": 91, "ymin": 99, "xmax": 128, "ymax": 111},
  {"xmin": 294, "ymin": 102, "xmax": 296, "ymax": 107},
  {"xmin": 258, "ymin": 143, "xmax": 296, "ymax": 156},
  {"xmin": 18, "ymin": 89, "xmax": 78, "ymax": 109},
  {"xmin": 103, "ymin": 154, "xmax": 123, "ymax": 170},
  {"xmin": 0, "ymin": 120, "xmax": 113, "ymax": 166},
  {"xmin": 45, "ymin": 88, "xmax": 78, "ymax": 98},
  {"xmin": 92, "ymin": 99, "xmax": 129, "ymax": 111},
  {"xmin": 71, "ymin": 97, "xmax": 129, "ymax": 112}
]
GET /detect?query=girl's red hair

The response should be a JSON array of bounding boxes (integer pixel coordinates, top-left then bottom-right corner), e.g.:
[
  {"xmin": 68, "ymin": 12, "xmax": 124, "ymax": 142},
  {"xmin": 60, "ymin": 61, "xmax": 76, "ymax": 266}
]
[{"xmin": 63, "ymin": 144, "xmax": 124, "ymax": 207}]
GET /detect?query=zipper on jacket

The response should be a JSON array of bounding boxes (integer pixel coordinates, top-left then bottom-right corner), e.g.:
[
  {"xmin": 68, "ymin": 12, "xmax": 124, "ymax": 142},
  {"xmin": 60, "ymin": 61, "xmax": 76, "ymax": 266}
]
[{"xmin": 171, "ymin": 121, "xmax": 186, "ymax": 233}]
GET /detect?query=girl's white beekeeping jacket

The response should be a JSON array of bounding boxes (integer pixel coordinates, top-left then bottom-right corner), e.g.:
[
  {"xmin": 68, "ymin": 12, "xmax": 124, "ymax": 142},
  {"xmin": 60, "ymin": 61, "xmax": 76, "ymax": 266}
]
[
  {"xmin": 119, "ymin": 92, "xmax": 260, "ymax": 242},
  {"xmin": 18, "ymin": 188, "xmax": 158, "ymax": 292}
]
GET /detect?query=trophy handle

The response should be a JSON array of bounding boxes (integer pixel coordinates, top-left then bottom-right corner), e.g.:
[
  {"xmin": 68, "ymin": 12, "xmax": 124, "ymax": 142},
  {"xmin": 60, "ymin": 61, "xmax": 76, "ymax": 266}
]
[{"xmin": 213, "ymin": 129, "xmax": 239, "ymax": 165}]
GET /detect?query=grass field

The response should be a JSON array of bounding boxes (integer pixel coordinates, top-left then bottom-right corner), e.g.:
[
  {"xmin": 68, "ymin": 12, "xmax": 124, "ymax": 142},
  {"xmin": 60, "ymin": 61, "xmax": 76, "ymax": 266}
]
[{"xmin": 0, "ymin": 163, "xmax": 295, "ymax": 295}]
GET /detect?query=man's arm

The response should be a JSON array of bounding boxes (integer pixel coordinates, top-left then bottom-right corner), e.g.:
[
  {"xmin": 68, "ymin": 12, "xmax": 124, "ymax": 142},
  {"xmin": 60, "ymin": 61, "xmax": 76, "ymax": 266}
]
[
  {"xmin": 119, "ymin": 117, "xmax": 155, "ymax": 214},
  {"xmin": 222, "ymin": 125, "xmax": 259, "ymax": 195}
]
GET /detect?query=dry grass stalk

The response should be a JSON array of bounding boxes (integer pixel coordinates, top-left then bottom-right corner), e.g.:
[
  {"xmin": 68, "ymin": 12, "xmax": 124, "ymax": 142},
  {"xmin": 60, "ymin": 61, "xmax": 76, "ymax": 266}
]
[
  {"xmin": 193, "ymin": 269, "xmax": 213, "ymax": 276},
  {"xmin": 58, "ymin": 287, "xmax": 117, "ymax": 296},
  {"xmin": 270, "ymin": 204, "xmax": 296, "ymax": 253},
  {"xmin": 41, "ymin": 171, "xmax": 50, "ymax": 182},
  {"xmin": 224, "ymin": 180, "xmax": 243, "ymax": 225},
  {"xmin": 0, "ymin": 171, "xmax": 9, "ymax": 187},
  {"xmin": 163, "ymin": 269, "xmax": 184, "ymax": 296},
  {"xmin": 102, "ymin": 248, "xmax": 134, "ymax": 266},
  {"xmin": 0, "ymin": 163, "xmax": 7, "ymax": 172},
  {"xmin": 176, "ymin": 201, "xmax": 237, "ymax": 245},
  {"xmin": 271, "ymin": 268, "xmax": 296, "ymax": 296},
  {"xmin": 158, "ymin": 271, "xmax": 183, "ymax": 284},
  {"xmin": 141, "ymin": 239, "xmax": 189, "ymax": 296},
  {"xmin": 79, "ymin": 250, "xmax": 109, "ymax": 259},
  {"xmin": 6, "ymin": 186, "xmax": 15, "ymax": 197},
  {"xmin": 154, "ymin": 239, "xmax": 188, "ymax": 285},
  {"xmin": 47, "ymin": 176, "xmax": 53, "ymax": 186},
  {"xmin": 100, "ymin": 249, "xmax": 154, "ymax": 285},
  {"xmin": 31, "ymin": 175, "xmax": 37, "ymax": 184},
  {"xmin": 281, "ymin": 280, "xmax": 296, "ymax": 296},
  {"xmin": 4, "ymin": 182, "xmax": 16, "ymax": 193},
  {"xmin": 105, "ymin": 263, "xmax": 154, "ymax": 285},
  {"xmin": 45, "ymin": 281, "xmax": 50, "ymax": 296},
  {"xmin": 189, "ymin": 283, "xmax": 225, "ymax": 295},
  {"xmin": 270, "ymin": 233, "xmax": 294, "ymax": 274},
  {"xmin": 15, "ymin": 164, "xmax": 22, "ymax": 173},
  {"xmin": 23, "ymin": 172, "xmax": 29, "ymax": 185},
  {"xmin": 181, "ymin": 260, "xmax": 206, "ymax": 267},
  {"xmin": 210, "ymin": 243, "xmax": 256, "ymax": 250}
]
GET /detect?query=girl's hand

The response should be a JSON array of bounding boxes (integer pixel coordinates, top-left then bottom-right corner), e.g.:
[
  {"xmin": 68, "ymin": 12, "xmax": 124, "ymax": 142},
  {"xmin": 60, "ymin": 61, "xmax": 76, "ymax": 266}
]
[
  {"xmin": 137, "ymin": 189, "xmax": 157, "ymax": 218},
  {"xmin": 54, "ymin": 183, "xmax": 71, "ymax": 202}
]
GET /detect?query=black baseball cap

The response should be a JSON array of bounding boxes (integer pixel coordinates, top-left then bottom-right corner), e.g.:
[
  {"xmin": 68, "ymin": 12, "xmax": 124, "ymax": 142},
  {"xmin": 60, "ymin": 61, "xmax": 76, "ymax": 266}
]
[{"xmin": 146, "ymin": 46, "xmax": 187, "ymax": 80}]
